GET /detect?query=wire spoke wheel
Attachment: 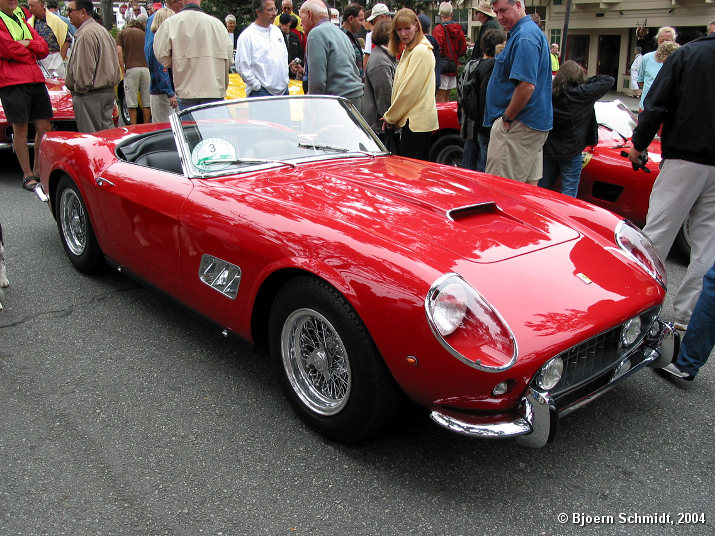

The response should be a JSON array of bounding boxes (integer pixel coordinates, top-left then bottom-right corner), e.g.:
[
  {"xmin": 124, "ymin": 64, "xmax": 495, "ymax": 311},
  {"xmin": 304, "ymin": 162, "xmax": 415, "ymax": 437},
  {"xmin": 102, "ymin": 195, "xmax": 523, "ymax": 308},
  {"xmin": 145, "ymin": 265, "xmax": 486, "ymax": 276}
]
[
  {"xmin": 59, "ymin": 187, "xmax": 87, "ymax": 257},
  {"xmin": 281, "ymin": 308, "xmax": 351, "ymax": 416}
]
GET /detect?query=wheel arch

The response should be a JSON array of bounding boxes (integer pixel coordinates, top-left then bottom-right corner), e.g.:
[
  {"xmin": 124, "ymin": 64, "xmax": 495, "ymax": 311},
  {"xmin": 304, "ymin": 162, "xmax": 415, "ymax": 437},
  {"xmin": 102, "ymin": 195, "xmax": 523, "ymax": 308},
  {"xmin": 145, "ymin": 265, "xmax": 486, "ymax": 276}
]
[{"xmin": 250, "ymin": 266, "xmax": 362, "ymax": 349}]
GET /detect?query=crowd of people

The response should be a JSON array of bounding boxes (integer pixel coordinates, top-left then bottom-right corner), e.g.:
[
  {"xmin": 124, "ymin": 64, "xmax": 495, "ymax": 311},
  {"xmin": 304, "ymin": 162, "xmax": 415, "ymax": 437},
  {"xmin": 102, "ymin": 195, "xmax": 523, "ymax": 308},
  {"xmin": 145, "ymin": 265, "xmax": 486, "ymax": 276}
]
[{"xmin": 0, "ymin": 0, "xmax": 713, "ymax": 378}]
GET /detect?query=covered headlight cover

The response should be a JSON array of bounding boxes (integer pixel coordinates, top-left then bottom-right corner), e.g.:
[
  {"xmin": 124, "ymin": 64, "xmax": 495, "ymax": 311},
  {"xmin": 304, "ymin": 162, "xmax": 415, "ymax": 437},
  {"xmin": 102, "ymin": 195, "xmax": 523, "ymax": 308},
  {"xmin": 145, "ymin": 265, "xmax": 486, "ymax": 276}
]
[
  {"xmin": 426, "ymin": 274, "xmax": 517, "ymax": 371},
  {"xmin": 615, "ymin": 220, "xmax": 667, "ymax": 288}
]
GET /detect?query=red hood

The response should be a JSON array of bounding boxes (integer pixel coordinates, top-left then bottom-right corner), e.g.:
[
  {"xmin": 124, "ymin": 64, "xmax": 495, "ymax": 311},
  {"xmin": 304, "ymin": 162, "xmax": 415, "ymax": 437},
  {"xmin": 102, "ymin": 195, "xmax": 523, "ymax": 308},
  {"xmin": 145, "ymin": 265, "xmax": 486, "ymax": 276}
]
[{"xmin": 243, "ymin": 156, "xmax": 581, "ymax": 266}]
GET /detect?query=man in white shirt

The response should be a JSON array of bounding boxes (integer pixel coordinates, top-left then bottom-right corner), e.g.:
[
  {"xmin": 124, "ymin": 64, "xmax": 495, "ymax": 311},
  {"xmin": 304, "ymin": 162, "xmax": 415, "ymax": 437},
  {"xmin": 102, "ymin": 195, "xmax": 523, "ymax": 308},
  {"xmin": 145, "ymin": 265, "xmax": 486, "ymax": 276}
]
[{"xmin": 235, "ymin": 0, "xmax": 289, "ymax": 97}]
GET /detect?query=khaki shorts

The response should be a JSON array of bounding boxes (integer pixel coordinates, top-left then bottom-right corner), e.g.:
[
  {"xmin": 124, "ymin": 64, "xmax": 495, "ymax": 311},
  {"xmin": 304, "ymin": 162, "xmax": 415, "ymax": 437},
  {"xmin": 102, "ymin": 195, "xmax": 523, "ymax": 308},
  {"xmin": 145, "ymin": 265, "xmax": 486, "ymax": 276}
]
[
  {"xmin": 124, "ymin": 67, "xmax": 151, "ymax": 108},
  {"xmin": 486, "ymin": 117, "xmax": 548, "ymax": 183}
]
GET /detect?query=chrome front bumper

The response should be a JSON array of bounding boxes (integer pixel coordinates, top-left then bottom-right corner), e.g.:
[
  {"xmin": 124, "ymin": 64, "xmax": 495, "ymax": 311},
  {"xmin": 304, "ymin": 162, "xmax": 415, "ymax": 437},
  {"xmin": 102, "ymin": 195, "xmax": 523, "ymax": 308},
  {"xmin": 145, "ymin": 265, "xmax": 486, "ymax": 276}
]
[{"xmin": 430, "ymin": 320, "xmax": 677, "ymax": 448}]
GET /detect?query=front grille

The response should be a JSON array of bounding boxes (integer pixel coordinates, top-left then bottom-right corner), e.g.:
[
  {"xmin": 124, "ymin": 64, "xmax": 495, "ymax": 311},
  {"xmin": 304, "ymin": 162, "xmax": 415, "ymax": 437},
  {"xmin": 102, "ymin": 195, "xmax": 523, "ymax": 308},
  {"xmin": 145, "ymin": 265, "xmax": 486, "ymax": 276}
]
[
  {"xmin": 535, "ymin": 307, "xmax": 660, "ymax": 406},
  {"xmin": 553, "ymin": 328, "xmax": 622, "ymax": 397}
]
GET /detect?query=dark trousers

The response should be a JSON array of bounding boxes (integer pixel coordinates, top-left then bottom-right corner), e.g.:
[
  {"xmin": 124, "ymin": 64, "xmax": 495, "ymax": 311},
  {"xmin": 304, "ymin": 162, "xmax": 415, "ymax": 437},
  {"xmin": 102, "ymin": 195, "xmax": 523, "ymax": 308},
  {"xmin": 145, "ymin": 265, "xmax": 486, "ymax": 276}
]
[{"xmin": 399, "ymin": 121, "xmax": 431, "ymax": 160}]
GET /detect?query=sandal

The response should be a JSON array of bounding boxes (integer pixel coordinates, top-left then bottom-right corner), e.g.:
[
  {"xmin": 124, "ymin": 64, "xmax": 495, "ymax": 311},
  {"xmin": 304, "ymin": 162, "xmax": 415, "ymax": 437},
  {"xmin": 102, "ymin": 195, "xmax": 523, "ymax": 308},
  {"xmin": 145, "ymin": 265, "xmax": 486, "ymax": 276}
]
[{"xmin": 22, "ymin": 176, "xmax": 40, "ymax": 191}]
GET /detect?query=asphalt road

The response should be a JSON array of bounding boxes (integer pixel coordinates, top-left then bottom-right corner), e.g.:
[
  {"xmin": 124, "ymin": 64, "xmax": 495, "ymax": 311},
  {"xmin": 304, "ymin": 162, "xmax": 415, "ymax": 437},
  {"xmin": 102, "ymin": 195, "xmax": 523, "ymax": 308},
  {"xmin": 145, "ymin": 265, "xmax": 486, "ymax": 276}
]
[{"xmin": 0, "ymin": 154, "xmax": 712, "ymax": 536}]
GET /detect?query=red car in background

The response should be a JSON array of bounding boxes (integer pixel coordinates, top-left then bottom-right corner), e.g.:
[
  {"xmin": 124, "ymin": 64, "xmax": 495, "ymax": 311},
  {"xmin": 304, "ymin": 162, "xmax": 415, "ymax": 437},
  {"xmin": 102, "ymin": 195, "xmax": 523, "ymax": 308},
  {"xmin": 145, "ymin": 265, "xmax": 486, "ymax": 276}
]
[
  {"xmin": 0, "ymin": 77, "xmax": 76, "ymax": 149},
  {"xmin": 428, "ymin": 100, "xmax": 690, "ymax": 255}
]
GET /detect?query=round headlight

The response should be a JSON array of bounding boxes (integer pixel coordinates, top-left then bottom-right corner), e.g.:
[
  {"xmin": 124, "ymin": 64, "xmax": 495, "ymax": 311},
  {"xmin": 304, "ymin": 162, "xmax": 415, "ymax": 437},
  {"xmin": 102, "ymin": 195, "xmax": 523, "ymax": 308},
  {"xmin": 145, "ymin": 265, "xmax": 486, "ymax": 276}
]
[
  {"xmin": 621, "ymin": 316, "xmax": 642, "ymax": 347},
  {"xmin": 430, "ymin": 282, "xmax": 468, "ymax": 336},
  {"xmin": 538, "ymin": 357, "xmax": 564, "ymax": 390}
]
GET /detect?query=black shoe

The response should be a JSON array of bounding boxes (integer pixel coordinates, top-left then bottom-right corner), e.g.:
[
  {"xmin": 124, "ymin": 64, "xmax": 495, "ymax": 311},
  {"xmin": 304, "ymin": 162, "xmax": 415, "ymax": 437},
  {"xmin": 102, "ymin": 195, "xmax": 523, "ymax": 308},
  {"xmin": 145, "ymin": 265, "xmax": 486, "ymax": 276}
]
[{"xmin": 659, "ymin": 363, "xmax": 694, "ymax": 381}]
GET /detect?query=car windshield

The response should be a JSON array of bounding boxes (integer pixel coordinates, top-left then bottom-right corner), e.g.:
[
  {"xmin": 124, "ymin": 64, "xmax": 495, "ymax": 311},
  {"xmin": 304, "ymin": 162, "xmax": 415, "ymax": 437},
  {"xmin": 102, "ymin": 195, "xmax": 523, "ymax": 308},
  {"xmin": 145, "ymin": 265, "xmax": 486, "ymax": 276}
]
[
  {"xmin": 171, "ymin": 96, "xmax": 386, "ymax": 176},
  {"xmin": 594, "ymin": 100, "xmax": 638, "ymax": 140}
]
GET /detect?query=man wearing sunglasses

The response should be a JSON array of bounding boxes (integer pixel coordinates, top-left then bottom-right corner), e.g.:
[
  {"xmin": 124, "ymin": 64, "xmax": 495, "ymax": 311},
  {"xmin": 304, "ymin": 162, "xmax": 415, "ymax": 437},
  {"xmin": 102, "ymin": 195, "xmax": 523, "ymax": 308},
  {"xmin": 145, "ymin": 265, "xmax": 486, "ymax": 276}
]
[
  {"xmin": 65, "ymin": 0, "xmax": 121, "ymax": 132},
  {"xmin": 274, "ymin": 0, "xmax": 301, "ymax": 33}
]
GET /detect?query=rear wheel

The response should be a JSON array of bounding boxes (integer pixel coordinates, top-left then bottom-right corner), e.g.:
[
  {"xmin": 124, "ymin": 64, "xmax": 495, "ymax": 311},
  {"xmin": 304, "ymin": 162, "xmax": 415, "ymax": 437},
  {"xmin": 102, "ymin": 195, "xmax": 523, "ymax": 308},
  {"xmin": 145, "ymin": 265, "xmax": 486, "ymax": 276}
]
[
  {"xmin": 674, "ymin": 216, "xmax": 691, "ymax": 259},
  {"xmin": 269, "ymin": 276, "xmax": 400, "ymax": 442},
  {"xmin": 56, "ymin": 175, "xmax": 103, "ymax": 273},
  {"xmin": 428, "ymin": 132, "xmax": 464, "ymax": 167}
]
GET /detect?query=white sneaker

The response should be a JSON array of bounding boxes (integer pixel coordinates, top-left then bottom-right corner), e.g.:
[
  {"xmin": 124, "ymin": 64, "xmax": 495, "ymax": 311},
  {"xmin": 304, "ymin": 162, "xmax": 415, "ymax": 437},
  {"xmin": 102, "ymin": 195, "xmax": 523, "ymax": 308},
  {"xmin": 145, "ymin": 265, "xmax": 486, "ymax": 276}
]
[{"xmin": 660, "ymin": 363, "xmax": 694, "ymax": 381}]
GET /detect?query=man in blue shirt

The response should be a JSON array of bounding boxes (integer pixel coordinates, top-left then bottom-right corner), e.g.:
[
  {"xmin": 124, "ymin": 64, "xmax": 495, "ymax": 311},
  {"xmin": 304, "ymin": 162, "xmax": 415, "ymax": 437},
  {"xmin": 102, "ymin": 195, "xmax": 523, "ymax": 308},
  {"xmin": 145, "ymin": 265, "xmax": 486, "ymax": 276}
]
[{"xmin": 483, "ymin": 0, "xmax": 552, "ymax": 185}]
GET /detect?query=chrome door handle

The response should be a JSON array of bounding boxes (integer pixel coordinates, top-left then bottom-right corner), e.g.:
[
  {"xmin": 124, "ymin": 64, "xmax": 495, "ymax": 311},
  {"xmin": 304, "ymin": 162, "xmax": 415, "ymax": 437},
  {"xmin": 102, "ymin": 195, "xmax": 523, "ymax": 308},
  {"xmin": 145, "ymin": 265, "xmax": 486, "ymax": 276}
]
[{"xmin": 96, "ymin": 177, "xmax": 115, "ymax": 187}]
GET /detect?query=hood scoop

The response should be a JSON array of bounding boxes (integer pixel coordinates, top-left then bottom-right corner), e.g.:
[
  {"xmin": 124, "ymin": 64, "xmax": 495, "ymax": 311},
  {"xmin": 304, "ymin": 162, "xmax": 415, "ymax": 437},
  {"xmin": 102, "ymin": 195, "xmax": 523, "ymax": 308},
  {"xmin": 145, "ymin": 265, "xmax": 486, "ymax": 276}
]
[{"xmin": 448, "ymin": 202, "xmax": 499, "ymax": 221}]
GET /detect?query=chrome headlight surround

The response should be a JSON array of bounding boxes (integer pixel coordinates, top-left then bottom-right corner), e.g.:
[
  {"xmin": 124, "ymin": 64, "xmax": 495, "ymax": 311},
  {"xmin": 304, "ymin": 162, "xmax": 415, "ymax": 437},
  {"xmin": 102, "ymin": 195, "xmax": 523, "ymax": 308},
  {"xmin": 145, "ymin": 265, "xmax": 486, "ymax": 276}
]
[
  {"xmin": 615, "ymin": 220, "xmax": 667, "ymax": 289},
  {"xmin": 425, "ymin": 273, "xmax": 517, "ymax": 372}
]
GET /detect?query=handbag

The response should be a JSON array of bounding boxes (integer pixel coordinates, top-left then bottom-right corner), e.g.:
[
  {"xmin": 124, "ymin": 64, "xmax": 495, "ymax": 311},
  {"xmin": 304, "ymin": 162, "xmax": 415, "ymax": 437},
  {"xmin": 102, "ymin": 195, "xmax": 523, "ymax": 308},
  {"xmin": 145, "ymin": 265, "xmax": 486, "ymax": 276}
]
[{"xmin": 439, "ymin": 24, "xmax": 457, "ymax": 76}]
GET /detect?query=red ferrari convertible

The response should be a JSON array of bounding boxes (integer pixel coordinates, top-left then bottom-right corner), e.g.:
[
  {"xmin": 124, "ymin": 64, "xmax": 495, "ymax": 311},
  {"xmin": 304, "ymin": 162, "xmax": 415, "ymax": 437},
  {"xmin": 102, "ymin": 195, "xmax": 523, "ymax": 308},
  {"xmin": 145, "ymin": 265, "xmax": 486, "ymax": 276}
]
[
  {"xmin": 429, "ymin": 100, "xmax": 691, "ymax": 255},
  {"xmin": 36, "ymin": 96, "xmax": 676, "ymax": 447}
]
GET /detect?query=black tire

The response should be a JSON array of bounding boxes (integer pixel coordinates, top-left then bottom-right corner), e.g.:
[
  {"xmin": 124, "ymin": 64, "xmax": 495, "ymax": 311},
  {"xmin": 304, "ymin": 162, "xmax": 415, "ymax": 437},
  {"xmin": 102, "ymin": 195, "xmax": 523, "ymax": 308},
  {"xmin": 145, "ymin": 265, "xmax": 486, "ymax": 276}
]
[
  {"xmin": 428, "ymin": 132, "xmax": 464, "ymax": 167},
  {"xmin": 268, "ymin": 276, "xmax": 400, "ymax": 443},
  {"xmin": 55, "ymin": 175, "xmax": 103, "ymax": 273},
  {"xmin": 674, "ymin": 216, "xmax": 691, "ymax": 260},
  {"xmin": 116, "ymin": 81, "xmax": 131, "ymax": 126}
]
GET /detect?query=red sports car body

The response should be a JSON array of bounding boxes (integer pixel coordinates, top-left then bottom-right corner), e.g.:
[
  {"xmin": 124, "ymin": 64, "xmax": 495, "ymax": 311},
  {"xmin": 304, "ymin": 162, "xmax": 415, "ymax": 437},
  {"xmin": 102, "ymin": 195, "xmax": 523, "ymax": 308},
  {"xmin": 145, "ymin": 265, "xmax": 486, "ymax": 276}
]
[{"xmin": 36, "ymin": 96, "xmax": 676, "ymax": 447}]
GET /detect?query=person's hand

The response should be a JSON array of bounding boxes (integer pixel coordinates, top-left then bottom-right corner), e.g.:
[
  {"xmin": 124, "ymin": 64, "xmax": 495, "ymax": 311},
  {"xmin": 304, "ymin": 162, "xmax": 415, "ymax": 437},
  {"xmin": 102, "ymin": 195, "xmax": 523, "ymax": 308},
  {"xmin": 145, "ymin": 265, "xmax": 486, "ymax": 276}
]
[
  {"xmin": 628, "ymin": 147, "xmax": 643, "ymax": 165},
  {"xmin": 291, "ymin": 64, "xmax": 304, "ymax": 77},
  {"xmin": 19, "ymin": 39, "xmax": 30, "ymax": 47},
  {"xmin": 169, "ymin": 95, "xmax": 178, "ymax": 108}
]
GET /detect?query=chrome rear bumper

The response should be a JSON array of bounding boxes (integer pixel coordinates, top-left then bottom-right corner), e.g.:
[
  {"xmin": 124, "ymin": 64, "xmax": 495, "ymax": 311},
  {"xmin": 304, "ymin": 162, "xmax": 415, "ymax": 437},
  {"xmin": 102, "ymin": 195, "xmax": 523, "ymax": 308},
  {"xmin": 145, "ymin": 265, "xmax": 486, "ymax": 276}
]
[
  {"xmin": 33, "ymin": 183, "xmax": 50, "ymax": 203},
  {"xmin": 430, "ymin": 320, "xmax": 677, "ymax": 447}
]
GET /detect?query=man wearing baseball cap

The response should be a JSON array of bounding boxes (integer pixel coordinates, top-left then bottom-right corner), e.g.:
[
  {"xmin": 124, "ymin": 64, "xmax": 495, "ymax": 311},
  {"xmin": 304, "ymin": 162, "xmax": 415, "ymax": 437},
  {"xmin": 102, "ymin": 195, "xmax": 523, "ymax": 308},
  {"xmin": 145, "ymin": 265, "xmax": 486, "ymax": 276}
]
[
  {"xmin": 471, "ymin": 0, "xmax": 500, "ymax": 60},
  {"xmin": 363, "ymin": 3, "xmax": 392, "ymax": 70}
]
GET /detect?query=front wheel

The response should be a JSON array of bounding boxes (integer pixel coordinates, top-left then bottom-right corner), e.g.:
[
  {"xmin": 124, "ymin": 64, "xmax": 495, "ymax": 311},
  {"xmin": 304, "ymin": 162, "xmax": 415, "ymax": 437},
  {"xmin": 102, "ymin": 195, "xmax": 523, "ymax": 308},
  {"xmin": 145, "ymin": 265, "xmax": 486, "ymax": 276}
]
[
  {"xmin": 56, "ymin": 175, "xmax": 103, "ymax": 273},
  {"xmin": 269, "ymin": 276, "xmax": 400, "ymax": 442}
]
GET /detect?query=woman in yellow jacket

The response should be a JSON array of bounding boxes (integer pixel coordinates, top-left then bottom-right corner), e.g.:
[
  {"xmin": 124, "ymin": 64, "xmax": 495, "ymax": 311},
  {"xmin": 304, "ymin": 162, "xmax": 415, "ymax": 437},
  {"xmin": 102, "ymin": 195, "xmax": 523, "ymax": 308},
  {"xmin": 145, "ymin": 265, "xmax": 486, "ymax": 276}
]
[{"xmin": 382, "ymin": 9, "xmax": 439, "ymax": 159}]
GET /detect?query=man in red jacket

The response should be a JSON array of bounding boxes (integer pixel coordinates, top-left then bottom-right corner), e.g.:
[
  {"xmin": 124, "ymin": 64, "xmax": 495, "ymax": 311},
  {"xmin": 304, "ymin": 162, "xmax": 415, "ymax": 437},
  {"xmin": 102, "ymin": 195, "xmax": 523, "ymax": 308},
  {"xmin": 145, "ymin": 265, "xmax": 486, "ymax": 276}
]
[
  {"xmin": 433, "ymin": 1, "xmax": 467, "ymax": 103},
  {"xmin": 0, "ymin": 0, "xmax": 52, "ymax": 191}
]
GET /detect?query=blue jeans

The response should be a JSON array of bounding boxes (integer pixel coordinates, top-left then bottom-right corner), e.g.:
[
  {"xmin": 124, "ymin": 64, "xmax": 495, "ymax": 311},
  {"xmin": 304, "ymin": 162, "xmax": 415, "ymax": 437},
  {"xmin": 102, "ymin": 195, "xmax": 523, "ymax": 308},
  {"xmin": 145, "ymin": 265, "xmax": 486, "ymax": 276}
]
[
  {"xmin": 477, "ymin": 132, "xmax": 489, "ymax": 172},
  {"xmin": 177, "ymin": 97, "xmax": 222, "ymax": 111},
  {"xmin": 539, "ymin": 154, "xmax": 583, "ymax": 197},
  {"xmin": 675, "ymin": 261, "xmax": 715, "ymax": 377},
  {"xmin": 462, "ymin": 139, "xmax": 478, "ymax": 170},
  {"xmin": 248, "ymin": 87, "xmax": 289, "ymax": 97}
]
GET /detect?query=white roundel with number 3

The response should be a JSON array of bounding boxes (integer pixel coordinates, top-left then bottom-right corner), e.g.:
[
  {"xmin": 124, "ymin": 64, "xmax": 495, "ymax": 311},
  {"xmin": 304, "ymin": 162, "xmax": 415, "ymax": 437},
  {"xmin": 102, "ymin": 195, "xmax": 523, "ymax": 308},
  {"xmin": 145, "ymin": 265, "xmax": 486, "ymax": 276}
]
[{"xmin": 191, "ymin": 138, "xmax": 236, "ymax": 172}]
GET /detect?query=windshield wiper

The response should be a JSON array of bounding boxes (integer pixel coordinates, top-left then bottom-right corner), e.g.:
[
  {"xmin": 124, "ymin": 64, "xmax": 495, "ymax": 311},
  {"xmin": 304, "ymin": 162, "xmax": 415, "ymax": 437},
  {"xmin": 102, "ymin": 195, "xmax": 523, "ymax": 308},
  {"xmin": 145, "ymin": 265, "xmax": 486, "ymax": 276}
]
[
  {"xmin": 297, "ymin": 142, "xmax": 351, "ymax": 153},
  {"xmin": 198, "ymin": 157, "xmax": 296, "ymax": 169}
]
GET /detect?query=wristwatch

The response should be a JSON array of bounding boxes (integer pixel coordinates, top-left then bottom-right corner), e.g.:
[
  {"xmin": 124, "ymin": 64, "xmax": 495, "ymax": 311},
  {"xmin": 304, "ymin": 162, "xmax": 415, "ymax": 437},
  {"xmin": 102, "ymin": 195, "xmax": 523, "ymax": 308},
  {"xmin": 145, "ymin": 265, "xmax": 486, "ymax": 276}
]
[{"xmin": 502, "ymin": 114, "xmax": 513, "ymax": 124}]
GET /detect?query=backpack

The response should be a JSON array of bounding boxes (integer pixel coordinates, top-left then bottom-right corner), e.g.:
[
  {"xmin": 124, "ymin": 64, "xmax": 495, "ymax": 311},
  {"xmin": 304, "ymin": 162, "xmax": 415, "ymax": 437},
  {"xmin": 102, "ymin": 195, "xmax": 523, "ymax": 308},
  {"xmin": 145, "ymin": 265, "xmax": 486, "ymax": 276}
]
[{"xmin": 459, "ymin": 59, "xmax": 482, "ymax": 122}]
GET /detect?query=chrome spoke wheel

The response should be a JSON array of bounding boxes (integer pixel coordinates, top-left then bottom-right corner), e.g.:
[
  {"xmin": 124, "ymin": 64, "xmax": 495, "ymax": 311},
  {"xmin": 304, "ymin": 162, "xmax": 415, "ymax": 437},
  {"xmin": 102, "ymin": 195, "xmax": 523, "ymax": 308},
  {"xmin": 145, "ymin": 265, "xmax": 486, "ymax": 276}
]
[
  {"xmin": 281, "ymin": 308, "xmax": 351, "ymax": 416},
  {"xmin": 59, "ymin": 188, "xmax": 87, "ymax": 257}
]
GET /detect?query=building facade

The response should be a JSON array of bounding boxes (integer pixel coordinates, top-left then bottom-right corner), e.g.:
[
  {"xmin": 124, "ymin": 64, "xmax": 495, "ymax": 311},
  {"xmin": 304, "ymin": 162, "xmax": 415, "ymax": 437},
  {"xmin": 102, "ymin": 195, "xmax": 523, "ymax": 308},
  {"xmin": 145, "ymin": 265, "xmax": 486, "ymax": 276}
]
[
  {"xmin": 545, "ymin": 0, "xmax": 715, "ymax": 93},
  {"xmin": 431, "ymin": 0, "xmax": 714, "ymax": 94}
]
